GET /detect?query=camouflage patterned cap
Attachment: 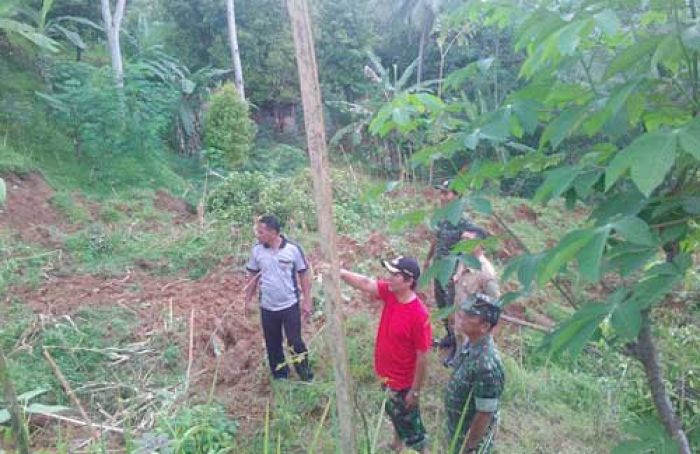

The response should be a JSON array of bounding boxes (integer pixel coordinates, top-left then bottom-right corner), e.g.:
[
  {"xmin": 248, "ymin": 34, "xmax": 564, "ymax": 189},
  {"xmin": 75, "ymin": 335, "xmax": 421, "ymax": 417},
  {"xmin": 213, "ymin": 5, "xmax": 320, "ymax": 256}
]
[{"xmin": 459, "ymin": 292, "xmax": 502, "ymax": 326}]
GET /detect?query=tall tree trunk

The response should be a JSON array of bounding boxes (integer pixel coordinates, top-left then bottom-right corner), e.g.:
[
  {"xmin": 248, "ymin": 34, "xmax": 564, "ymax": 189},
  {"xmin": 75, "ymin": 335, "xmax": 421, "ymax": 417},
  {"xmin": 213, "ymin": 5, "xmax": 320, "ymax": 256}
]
[
  {"xmin": 225, "ymin": 0, "xmax": 245, "ymax": 99},
  {"xmin": 100, "ymin": 0, "xmax": 126, "ymax": 89},
  {"xmin": 285, "ymin": 0, "xmax": 358, "ymax": 452},
  {"xmin": 415, "ymin": 8, "xmax": 434, "ymax": 86}
]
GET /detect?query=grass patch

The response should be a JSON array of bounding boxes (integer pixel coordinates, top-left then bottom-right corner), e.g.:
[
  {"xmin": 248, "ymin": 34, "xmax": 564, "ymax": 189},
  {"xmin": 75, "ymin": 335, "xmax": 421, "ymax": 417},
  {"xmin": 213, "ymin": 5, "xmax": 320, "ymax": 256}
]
[
  {"xmin": 0, "ymin": 143, "xmax": 35, "ymax": 174},
  {"xmin": 0, "ymin": 233, "xmax": 62, "ymax": 294},
  {"xmin": 497, "ymin": 356, "xmax": 621, "ymax": 453},
  {"xmin": 62, "ymin": 221, "xmax": 247, "ymax": 278},
  {"xmin": 49, "ymin": 192, "xmax": 91, "ymax": 223}
]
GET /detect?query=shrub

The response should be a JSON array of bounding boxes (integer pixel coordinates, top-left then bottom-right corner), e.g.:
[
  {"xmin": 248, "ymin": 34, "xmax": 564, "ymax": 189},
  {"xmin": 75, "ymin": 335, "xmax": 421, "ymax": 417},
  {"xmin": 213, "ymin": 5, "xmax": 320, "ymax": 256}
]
[
  {"xmin": 204, "ymin": 83, "xmax": 255, "ymax": 167},
  {"xmin": 206, "ymin": 170, "xmax": 315, "ymax": 229},
  {"xmin": 148, "ymin": 404, "xmax": 237, "ymax": 454},
  {"xmin": 206, "ymin": 168, "xmax": 387, "ymax": 233}
]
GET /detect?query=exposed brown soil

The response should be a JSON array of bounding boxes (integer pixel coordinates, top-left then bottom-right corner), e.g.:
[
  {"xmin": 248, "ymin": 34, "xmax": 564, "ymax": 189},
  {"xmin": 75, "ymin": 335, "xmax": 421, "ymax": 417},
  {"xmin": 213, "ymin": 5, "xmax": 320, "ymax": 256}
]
[
  {"xmin": 0, "ymin": 172, "xmax": 69, "ymax": 245},
  {"xmin": 154, "ymin": 190, "xmax": 195, "ymax": 224}
]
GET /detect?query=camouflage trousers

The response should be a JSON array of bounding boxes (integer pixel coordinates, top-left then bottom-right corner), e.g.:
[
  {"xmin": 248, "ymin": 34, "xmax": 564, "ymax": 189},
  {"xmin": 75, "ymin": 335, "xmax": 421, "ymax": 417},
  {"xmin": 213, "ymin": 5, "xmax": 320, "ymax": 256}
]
[{"xmin": 385, "ymin": 388, "xmax": 427, "ymax": 451}]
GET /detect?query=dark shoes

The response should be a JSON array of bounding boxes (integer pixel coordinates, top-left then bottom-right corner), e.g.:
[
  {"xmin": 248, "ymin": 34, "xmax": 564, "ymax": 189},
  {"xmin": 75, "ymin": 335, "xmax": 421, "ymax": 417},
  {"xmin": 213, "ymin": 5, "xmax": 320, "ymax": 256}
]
[{"xmin": 297, "ymin": 365, "xmax": 315, "ymax": 382}]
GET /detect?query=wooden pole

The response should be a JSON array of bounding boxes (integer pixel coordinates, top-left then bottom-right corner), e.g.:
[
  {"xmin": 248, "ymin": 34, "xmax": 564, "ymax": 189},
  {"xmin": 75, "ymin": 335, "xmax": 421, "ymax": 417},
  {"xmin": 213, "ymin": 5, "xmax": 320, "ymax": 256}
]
[{"xmin": 285, "ymin": 0, "xmax": 358, "ymax": 451}]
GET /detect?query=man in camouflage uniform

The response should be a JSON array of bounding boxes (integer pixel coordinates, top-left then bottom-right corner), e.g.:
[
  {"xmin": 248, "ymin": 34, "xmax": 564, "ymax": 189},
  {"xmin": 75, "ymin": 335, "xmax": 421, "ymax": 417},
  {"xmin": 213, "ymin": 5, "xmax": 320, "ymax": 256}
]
[
  {"xmin": 424, "ymin": 180, "xmax": 473, "ymax": 356},
  {"xmin": 444, "ymin": 293, "xmax": 505, "ymax": 454}
]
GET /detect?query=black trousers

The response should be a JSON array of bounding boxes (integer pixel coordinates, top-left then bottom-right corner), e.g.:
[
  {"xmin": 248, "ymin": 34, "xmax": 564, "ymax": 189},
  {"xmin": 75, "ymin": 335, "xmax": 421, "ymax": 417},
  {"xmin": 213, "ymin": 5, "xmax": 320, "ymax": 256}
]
[{"xmin": 260, "ymin": 303, "xmax": 311, "ymax": 379}]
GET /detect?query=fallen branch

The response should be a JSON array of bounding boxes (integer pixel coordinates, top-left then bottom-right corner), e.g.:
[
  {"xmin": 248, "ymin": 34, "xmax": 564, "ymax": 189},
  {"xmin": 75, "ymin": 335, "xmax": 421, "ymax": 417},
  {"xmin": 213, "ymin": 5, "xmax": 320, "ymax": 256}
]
[
  {"xmin": 29, "ymin": 412, "xmax": 124, "ymax": 434},
  {"xmin": 500, "ymin": 314, "xmax": 551, "ymax": 333},
  {"xmin": 43, "ymin": 348, "xmax": 101, "ymax": 440}
]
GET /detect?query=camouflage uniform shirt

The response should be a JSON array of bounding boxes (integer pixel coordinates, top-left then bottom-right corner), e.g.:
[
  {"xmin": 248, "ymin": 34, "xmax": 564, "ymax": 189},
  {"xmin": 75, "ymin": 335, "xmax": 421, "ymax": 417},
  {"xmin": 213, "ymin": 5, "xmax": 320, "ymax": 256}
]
[
  {"xmin": 434, "ymin": 217, "xmax": 473, "ymax": 258},
  {"xmin": 444, "ymin": 335, "xmax": 505, "ymax": 453}
]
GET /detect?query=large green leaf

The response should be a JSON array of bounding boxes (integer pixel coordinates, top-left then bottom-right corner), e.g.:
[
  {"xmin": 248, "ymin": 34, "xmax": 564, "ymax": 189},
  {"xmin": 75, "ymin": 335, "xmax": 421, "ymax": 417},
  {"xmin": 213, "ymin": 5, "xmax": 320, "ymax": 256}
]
[
  {"xmin": 629, "ymin": 132, "xmax": 677, "ymax": 197},
  {"xmin": 606, "ymin": 243, "xmax": 657, "ymax": 276},
  {"xmin": 572, "ymin": 169, "xmax": 602, "ymax": 198},
  {"xmin": 677, "ymin": 120, "xmax": 700, "ymax": 160},
  {"xmin": 652, "ymin": 35, "xmax": 683, "ymax": 75},
  {"xmin": 590, "ymin": 188, "xmax": 646, "ymax": 224},
  {"xmin": 542, "ymin": 303, "xmax": 611, "ymax": 357},
  {"xmin": 594, "ymin": 9, "xmax": 620, "ymax": 37},
  {"xmin": 420, "ymin": 256, "xmax": 458, "ymax": 289},
  {"xmin": 431, "ymin": 199, "xmax": 466, "ymax": 226},
  {"xmin": 557, "ymin": 19, "xmax": 593, "ymax": 56},
  {"xmin": 577, "ymin": 227, "xmax": 611, "ymax": 282},
  {"xmin": 605, "ymin": 131, "xmax": 677, "ymax": 196},
  {"xmin": 533, "ymin": 165, "xmax": 580, "ymax": 204},
  {"xmin": 604, "ymin": 36, "xmax": 662, "ymax": 80},
  {"xmin": 610, "ymin": 300, "xmax": 642, "ymax": 340},
  {"xmin": 16, "ymin": 387, "xmax": 49, "ymax": 402},
  {"xmin": 604, "ymin": 146, "xmax": 635, "ymax": 190},
  {"xmin": 465, "ymin": 196, "xmax": 492, "ymax": 215},
  {"xmin": 517, "ymin": 254, "xmax": 543, "ymax": 290},
  {"xmin": 537, "ymin": 229, "xmax": 595, "ymax": 286},
  {"xmin": 582, "ymin": 80, "xmax": 641, "ymax": 136},
  {"xmin": 613, "ymin": 216, "xmax": 657, "ymax": 246},
  {"xmin": 628, "ymin": 259, "xmax": 686, "ymax": 310},
  {"xmin": 0, "ymin": 18, "xmax": 60, "ymax": 52},
  {"xmin": 539, "ymin": 106, "xmax": 589, "ymax": 149}
]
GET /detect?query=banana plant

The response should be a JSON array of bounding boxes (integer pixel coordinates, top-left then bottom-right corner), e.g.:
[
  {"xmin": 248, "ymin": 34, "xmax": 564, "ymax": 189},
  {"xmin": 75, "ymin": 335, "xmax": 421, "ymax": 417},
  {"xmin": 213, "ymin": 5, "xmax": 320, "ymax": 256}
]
[{"xmin": 0, "ymin": 0, "xmax": 59, "ymax": 53}]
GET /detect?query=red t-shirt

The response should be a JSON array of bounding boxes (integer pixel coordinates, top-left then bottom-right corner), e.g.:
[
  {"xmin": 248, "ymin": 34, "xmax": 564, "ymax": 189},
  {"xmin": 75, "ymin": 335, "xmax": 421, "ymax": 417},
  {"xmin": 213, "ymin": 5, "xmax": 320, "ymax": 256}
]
[{"xmin": 374, "ymin": 280, "xmax": 432, "ymax": 390}]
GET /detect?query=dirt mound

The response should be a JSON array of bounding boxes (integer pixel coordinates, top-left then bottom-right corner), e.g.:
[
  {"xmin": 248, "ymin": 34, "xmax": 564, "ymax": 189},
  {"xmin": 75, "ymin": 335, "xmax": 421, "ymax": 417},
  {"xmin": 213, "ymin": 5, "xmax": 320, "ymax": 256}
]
[
  {"xmin": 154, "ymin": 190, "xmax": 194, "ymax": 224},
  {"xmin": 0, "ymin": 172, "xmax": 68, "ymax": 245}
]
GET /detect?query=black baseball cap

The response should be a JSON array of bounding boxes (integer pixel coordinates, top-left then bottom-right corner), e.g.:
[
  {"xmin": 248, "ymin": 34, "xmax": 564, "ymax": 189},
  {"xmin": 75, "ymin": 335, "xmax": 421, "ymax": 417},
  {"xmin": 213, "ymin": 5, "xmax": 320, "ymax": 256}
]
[
  {"xmin": 381, "ymin": 256, "xmax": 421, "ymax": 281},
  {"xmin": 459, "ymin": 293, "xmax": 501, "ymax": 326}
]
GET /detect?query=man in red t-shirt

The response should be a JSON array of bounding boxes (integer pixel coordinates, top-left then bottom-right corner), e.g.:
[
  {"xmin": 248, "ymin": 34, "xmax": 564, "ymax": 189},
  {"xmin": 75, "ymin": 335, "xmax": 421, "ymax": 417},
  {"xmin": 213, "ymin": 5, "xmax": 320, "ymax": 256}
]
[{"xmin": 339, "ymin": 256, "xmax": 432, "ymax": 453}]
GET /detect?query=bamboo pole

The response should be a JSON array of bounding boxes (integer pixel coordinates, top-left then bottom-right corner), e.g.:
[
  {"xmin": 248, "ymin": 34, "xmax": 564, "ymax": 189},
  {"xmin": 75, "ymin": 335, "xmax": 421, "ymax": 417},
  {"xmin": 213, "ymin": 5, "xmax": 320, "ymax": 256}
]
[{"xmin": 284, "ymin": 0, "xmax": 358, "ymax": 451}]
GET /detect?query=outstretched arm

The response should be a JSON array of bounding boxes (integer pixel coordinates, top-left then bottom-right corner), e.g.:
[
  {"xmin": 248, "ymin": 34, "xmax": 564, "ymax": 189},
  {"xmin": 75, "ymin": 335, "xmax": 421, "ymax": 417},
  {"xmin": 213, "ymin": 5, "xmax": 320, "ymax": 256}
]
[{"xmin": 339, "ymin": 269, "xmax": 379, "ymax": 298}]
